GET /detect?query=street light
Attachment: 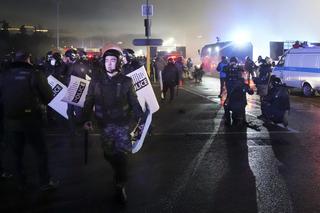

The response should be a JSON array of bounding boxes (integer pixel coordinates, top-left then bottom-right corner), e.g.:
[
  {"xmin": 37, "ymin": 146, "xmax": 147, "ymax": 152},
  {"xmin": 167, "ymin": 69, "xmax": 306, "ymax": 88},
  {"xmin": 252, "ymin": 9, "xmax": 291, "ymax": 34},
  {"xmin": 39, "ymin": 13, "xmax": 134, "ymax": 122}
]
[{"xmin": 56, "ymin": 0, "xmax": 60, "ymax": 49}]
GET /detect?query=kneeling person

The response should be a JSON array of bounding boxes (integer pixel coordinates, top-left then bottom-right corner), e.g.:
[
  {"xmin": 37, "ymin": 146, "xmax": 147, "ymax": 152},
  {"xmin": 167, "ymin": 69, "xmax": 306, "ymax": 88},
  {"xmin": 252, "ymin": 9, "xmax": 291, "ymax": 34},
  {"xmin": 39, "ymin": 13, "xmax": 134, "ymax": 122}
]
[{"xmin": 262, "ymin": 77, "xmax": 290, "ymax": 126}]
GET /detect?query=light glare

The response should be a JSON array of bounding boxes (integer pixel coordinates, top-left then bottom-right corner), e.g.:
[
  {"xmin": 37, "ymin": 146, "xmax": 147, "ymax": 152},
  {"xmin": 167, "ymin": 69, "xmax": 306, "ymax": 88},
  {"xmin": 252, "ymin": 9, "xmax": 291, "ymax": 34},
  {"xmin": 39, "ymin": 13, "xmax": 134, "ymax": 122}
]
[{"xmin": 233, "ymin": 30, "xmax": 251, "ymax": 46}]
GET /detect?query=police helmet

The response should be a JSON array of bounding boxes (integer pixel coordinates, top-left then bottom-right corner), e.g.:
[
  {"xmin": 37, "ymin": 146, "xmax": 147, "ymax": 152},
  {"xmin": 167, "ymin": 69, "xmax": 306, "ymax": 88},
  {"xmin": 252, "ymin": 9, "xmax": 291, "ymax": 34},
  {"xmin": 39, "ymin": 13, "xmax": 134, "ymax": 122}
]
[
  {"xmin": 46, "ymin": 51, "xmax": 53, "ymax": 62},
  {"xmin": 271, "ymin": 76, "xmax": 282, "ymax": 87},
  {"xmin": 103, "ymin": 49, "xmax": 123, "ymax": 70},
  {"xmin": 78, "ymin": 50, "xmax": 87, "ymax": 60},
  {"xmin": 52, "ymin": 52, "xmax": 61, "ymax": 61},
  {"xmin": 230, "ymin": 56, "xmax": 238, "ymax": 63},
  {"xmin": 65, "ymin": 49, "xmax": 78, "ymax": 62},
  {"xmin": 168, "ymin": 57, "xmax": 174, "ymax": 64},
  {"xmin": 123, "ymin": 48, "xmax": 135, "ymax": 62},
  {"xmin": 101, "ymin": 43, "xmax": 122, "ymax": 56}
]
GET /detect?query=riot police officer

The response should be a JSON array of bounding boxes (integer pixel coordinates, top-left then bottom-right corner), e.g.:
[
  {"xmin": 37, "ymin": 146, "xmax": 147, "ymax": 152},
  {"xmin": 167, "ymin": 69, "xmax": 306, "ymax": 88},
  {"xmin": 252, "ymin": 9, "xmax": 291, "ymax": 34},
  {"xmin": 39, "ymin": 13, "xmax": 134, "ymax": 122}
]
[
  {"xmin": 224, "ymin": 57, "xmax": 254, "ymax": 127},
  {"xmin": 83, "ymin": 48, "xmax": 145, "ymax": 204},
  {"xmin": 0, "ymin": 50, "xmax": 58, "ymax": 190},
  {"xmin": 64, "ymin": 48, "xmax": 89, "ymax": 137},
  {"xmin": 122, "ymin": 48, "xmax": 142, "ymax": 75},
  {"xmin": 161, "ymin": 58, "xmax": 179, "ymax": 102},
  {"xmin": 255, "ymin": 59, "xmax": 272, "ymax": 119},
  {"xmin": 43, "ymin": 51, "xmax": 65, "ymax": 80},
  {"xmin": 244, "ymin": 56, "xmax": 258, "ymax": 84},
  {"xmin": 260, "ymin": 76, "xmax": 290, "ymax": 127}
]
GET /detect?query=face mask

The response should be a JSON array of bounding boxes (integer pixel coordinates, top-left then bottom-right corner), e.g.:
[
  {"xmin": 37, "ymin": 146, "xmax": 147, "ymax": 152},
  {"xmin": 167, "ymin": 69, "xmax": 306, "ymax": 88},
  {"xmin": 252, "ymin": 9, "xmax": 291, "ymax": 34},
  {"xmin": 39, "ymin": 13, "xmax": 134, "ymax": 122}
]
[{"xmin": 50, "ymin": 59, "xmax": 56, "ymax": 66}]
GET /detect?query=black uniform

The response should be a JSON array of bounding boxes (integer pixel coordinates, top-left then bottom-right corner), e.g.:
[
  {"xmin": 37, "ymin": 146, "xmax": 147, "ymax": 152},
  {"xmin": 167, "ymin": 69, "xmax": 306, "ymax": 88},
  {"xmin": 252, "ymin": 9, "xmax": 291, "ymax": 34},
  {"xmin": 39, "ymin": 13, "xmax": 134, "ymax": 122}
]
[
  {"xmin": 262, "ymin": 83, "xmax": 290, "ymax": 125},
  {"xmin": 161, "ymin": 63, "xmax": 179, "ymax": 101},
  {"xmin": 122, "ymin": 59, "xmax": 142, "ymax": 75},
  {"xmin": 65, "ymin": 61, "xmax": 89, "ymax": 135},
  {"xmin": 244, "ymin": 58, "xmax": 257, "ymax": 81},
  {"xmin": 225, "ymin": 62, "xmax": 243, "ymax": 94},
  {"xmin": 194, "ymin": 65, "xmax": 205, "ymax": 83},
  {"xmin": 83, "ymin": 70, "xmax": 144, "ymax": 186},
  {"xmin": 256, "ymin": 62, "xmax": 272, "ymax": 85},
  {"xmin": 224, "ymin": 63, "xmax": 253, "ymax": 127},
  {"xmin": 0, "ymin": 61, "xmax": 54, "ymax": 187}
]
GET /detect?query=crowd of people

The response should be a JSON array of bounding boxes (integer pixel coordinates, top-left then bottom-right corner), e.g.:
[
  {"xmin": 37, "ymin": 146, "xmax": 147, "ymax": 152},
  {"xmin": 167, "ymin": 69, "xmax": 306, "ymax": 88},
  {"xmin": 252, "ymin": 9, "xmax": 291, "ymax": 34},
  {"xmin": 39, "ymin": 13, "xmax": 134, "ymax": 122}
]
[
  {"xmin": 0, "ymin": 45, "xmax": 291, "ymax": 206},
  {"xmin": 216, "ymin": 55, "xmax": 290, "ymax": 128},
  {"xmin": 0, "ymin": 46, "xmax": 148, "ymax": 204}
]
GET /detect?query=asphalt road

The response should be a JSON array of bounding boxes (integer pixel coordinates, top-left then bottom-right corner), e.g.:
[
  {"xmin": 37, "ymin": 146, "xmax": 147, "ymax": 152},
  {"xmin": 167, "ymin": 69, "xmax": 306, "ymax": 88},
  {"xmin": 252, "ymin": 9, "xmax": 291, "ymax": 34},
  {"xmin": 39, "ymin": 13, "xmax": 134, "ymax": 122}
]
[{"xmin": 1, "ymin": 75, "xmax": 320, "ymax": 213}]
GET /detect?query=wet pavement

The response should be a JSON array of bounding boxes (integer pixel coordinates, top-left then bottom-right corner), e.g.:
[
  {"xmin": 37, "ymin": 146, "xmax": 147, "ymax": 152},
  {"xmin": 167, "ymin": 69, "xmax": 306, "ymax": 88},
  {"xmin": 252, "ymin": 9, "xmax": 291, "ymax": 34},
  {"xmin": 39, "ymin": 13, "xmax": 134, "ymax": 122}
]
[{"xmin": 1, "ymin": 76, "xmax": 320, "ymax": 213}]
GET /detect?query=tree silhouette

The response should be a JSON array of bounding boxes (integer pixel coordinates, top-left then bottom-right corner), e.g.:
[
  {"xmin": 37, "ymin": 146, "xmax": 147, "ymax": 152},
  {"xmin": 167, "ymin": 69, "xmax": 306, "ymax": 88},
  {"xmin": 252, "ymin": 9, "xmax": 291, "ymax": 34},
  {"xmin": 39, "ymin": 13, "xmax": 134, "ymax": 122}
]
[
  {"xmin": 0, "ymin": 20, "xmax": 10, "ymax": 55},
  {"xmin": 19, "ymin": 25, "xmax": 27, "ymax": 35},
  {"xmin": 1, "ymin": 20, "xmax": 9, "ymax": 32}
]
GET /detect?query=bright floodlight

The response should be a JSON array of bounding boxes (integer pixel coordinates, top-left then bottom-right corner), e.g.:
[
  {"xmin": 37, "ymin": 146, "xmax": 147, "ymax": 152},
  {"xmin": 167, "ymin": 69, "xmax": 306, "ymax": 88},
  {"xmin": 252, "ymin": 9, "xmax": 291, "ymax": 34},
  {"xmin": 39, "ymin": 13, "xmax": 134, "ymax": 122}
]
[
  {"xmin": 207, "ymin": 47, "xmax": 212, "ymax": 53},
  {"xmin": 215, "ymin": 46, "xmax": 220, "ymax": 52},
  {"xmin": 233, "ymin": 30, "xmax": 251, "ymax": 47}
]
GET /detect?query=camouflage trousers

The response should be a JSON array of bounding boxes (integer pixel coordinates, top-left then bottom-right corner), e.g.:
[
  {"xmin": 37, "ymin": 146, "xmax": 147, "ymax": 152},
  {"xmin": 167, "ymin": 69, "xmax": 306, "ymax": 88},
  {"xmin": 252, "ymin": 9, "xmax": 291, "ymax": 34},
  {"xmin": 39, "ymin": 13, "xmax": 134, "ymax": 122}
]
[
  {"xmin": 101, "ymin": 123, "xmax": 131, "ymax": 155},
  {"xmin": 101, "ymin": 123, "xmax": 131, "ymax": 185}
]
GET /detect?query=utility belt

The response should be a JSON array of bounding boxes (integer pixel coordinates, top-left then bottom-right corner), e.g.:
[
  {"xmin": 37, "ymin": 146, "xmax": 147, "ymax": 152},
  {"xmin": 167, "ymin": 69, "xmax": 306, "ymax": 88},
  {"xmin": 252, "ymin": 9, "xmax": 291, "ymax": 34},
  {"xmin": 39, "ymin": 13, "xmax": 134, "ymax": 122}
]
[
  {"xmin": 104, "ymin": 104, "xmax": 129, "ymax": 118},
  {"xmin": 95, "ymin": 103, "xmax": 130, "ymax": 124}
]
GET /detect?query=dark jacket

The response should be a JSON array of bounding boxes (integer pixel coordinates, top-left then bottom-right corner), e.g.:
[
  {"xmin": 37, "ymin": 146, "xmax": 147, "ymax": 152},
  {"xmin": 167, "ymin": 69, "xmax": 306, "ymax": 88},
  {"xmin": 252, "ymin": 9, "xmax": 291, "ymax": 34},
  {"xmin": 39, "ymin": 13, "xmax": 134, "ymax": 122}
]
[
  {"xmin": 83, "ymin": 71, "xmax": 144, "ymax": 126},
  {"xmin": 162, "ymin": 63, "xmax": 179, "ymax": 86},
  {"xmin": 244, "ymin": 59, "xmax": 257, "ymax": 73},
  {"xmin": 0, "ymin": 62, "xmax": 53, "ymax": 125},
  {"xmin": 264, "ymin": 85, "xmax": 290, "ymax": 120},
  {"xmin": 258, "ymin": 63, "xmax": 272, "ymax": 84},
  {"xmin": 224, "ymin": 80, "xmax": 253, "ymax": 112},
  {"xmin": 122, "ymin": 60, "xmax": 142, "ymax": 75},
  {"xmin": 42, "ymin": 62, "xmax": 66, "ymax": 83},
  {"xmin": 225, "ymin": 63, "xmax": 243, "ymax": 94},
  {"xmin": 64, "ymin": 61, "xmax": 89, "ymax": 85}
]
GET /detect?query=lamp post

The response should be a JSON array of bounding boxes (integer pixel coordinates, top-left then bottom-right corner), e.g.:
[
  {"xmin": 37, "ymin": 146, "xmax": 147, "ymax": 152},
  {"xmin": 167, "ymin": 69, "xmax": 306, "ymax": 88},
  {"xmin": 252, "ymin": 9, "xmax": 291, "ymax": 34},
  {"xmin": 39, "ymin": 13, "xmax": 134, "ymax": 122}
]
[
  {"xmin": 145, "ymin": 0, "xmax": 151, "ymax": 77},
  {"xmin": 56, "ymin": 0, "xmax": 60, "ymax": 49}
]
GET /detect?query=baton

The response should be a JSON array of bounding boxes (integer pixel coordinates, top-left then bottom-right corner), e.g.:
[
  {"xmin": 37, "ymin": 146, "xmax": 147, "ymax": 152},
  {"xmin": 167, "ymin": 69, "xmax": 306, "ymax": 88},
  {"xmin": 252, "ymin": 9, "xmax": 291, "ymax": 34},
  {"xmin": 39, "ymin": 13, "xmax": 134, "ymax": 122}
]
[
  {"xmin": 84, "ymin": 130, "xmax": 88, "ymax": 164},
  {"xmin": 176, "ymin": 85, "xmax": 179, "ymax": 97}
]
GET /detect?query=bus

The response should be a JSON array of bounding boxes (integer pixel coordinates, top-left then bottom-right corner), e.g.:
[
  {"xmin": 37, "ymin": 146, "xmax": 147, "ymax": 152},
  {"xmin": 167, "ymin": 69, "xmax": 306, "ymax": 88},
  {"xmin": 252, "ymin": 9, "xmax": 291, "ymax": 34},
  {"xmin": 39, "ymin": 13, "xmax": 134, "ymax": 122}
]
[{"xmin": 200, "ymin": 41, "xmax": 253, "ymax": 72}]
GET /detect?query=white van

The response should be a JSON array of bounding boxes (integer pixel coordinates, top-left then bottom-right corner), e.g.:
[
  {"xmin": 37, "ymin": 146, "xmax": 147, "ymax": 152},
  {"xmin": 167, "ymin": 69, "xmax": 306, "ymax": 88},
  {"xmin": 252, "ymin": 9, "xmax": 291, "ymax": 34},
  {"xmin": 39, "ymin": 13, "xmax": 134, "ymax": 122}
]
[{"xmin": 273, "ymin": 47, "xmax": 320, "ymax": 96}]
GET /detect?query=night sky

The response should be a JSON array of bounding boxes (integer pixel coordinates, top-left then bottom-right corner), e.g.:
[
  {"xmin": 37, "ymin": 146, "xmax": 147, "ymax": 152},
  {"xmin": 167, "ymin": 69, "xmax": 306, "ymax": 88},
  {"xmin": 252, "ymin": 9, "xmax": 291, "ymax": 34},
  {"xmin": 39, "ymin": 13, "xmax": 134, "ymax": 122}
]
[{"xmin": 1, "ymin": 0, "xmax": 320, "ymax": 58}]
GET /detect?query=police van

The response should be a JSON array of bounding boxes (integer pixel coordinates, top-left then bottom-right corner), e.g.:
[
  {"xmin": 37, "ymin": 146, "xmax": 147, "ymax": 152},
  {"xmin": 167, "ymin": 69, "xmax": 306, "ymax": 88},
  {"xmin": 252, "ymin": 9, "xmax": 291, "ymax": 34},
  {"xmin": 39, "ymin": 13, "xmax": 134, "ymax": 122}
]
[{"xmin": 273, "ymin": 47, "xmax": 320, "ymax": 96}]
